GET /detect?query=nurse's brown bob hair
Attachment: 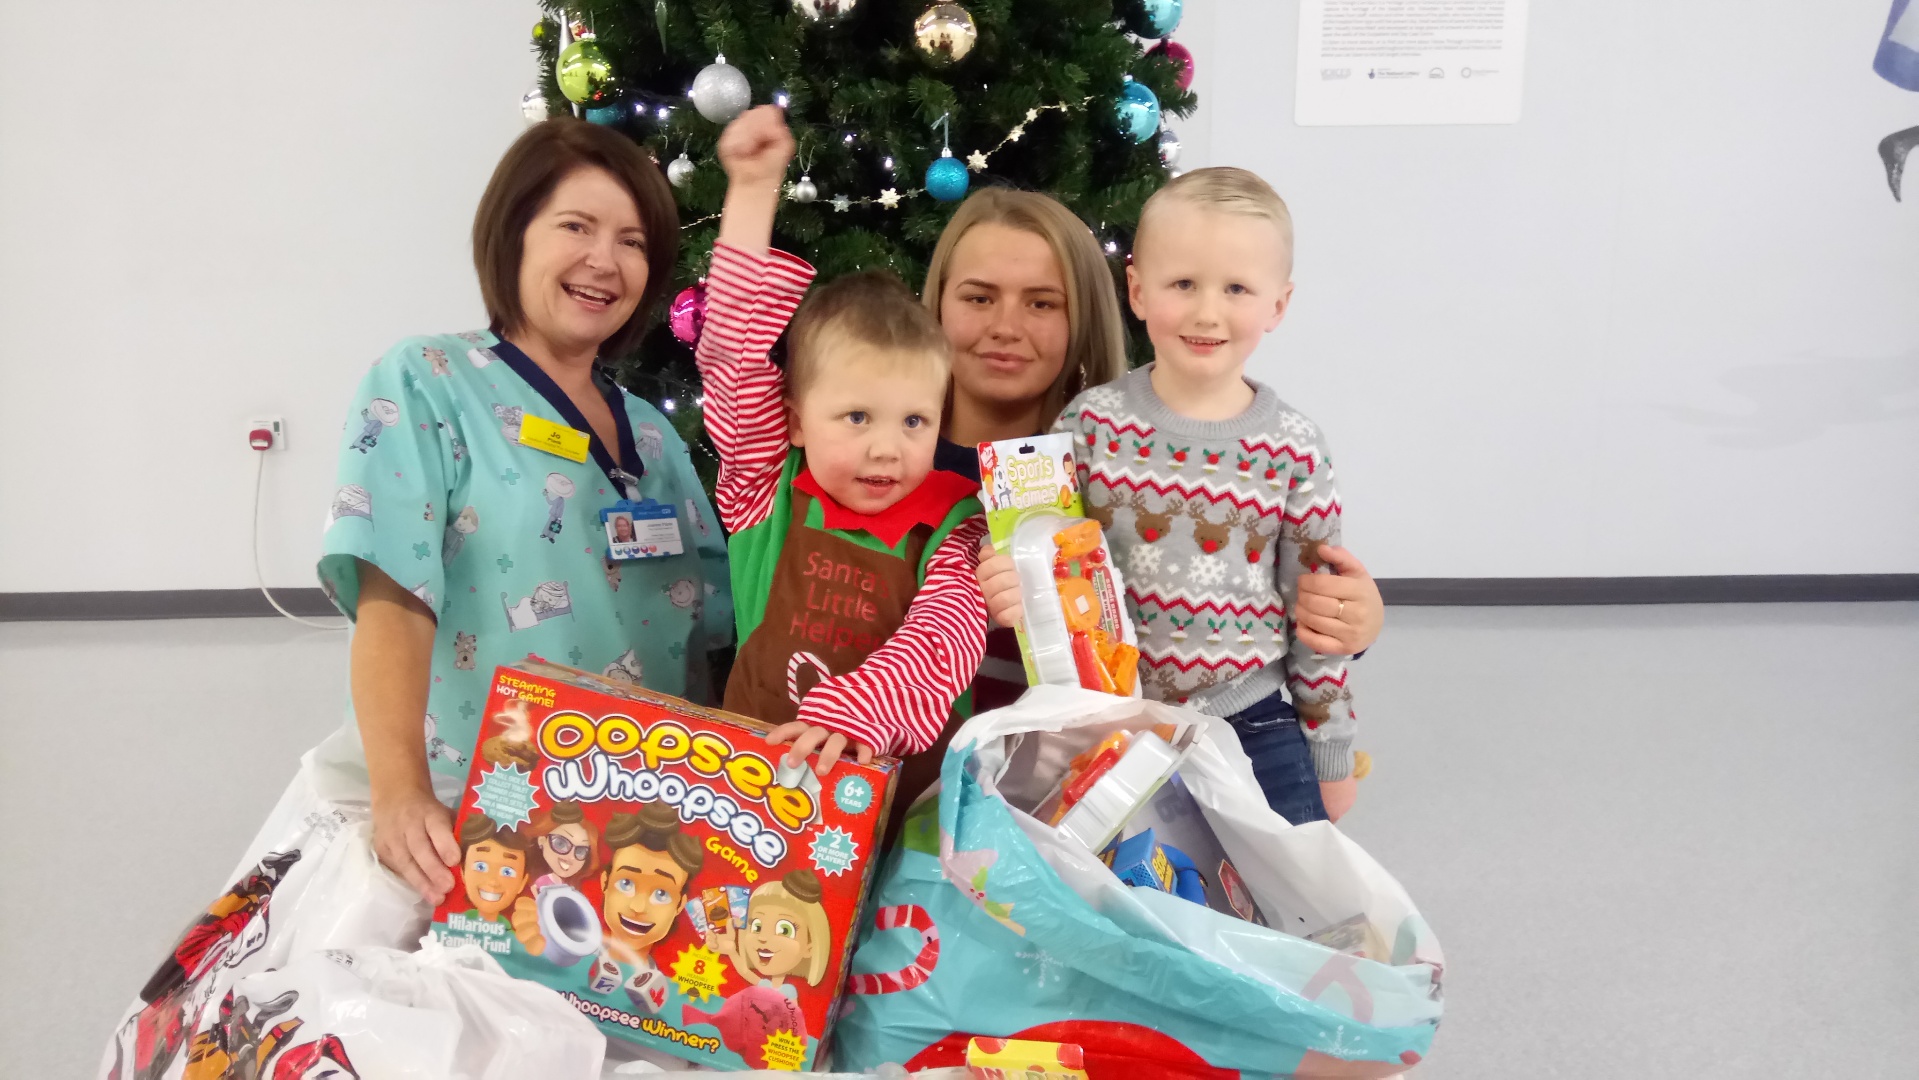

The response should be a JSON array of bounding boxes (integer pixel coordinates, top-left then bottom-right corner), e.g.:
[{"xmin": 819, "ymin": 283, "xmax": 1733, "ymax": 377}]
[{"xmin": 471, "ymin": 118, "xmax": 680, "ymax": 359}]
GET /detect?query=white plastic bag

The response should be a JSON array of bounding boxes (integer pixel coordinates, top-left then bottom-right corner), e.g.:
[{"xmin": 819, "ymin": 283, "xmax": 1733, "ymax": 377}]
[
  {"xmin": 99, "ymin": 739, "xmax": 610, "ymax": 1080},
  {"xmin": 985, "ymin": 687, "xmax": 1441, "ymax": 1016},
  {"xmin": 107, "ymin": 937, "xmax": 601, "ymax": 1080},
  {"xmin": 99, "ymin": 750, "xmax": 431, "ymax": 1079}
]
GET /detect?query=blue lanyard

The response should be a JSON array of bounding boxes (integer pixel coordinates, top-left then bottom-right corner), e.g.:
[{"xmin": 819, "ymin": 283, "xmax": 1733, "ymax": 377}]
[{"xmin": 490, "ymin": 338, "xmax": 644, "ymax": 499}]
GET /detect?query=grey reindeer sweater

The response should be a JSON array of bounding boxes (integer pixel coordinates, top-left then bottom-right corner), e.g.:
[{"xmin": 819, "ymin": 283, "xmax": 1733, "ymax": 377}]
[{"xmin": 1052, "ymin": 365, "xmax": 1357, "ymax": 780}]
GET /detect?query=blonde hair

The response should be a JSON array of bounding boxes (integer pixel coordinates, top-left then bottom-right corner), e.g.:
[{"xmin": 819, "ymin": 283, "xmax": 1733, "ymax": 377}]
[
  {"xmin": 1139, "ymin": 166, "xmax": 1295, "ymax": 277},
  {"xmin": 787, "ymin": 271, "xmax": 950, "ymax": 400},
  {"xmin": 923, "ymin": 188, "xmax": 1128, "ymax": 429},
  {"xmin": 751, "ymin": 872, "xmax": 832, "ymax": 986}
]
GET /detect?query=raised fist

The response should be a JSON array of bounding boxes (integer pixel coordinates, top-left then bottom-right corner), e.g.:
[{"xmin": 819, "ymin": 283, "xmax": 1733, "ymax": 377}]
[{"xmin": 717, "ymin": 105, "xmax": 796, "ymax": 189}]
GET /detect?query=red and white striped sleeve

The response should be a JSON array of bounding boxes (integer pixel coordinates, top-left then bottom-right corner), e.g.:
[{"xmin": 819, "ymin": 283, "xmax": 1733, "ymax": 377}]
[
  {"xmin": 695, "ymin": 241, "xmax": 816, "ymax": 533},
  {"xmin": 796, "ymin": 515, "xmax": 990, "ymax": 756}
]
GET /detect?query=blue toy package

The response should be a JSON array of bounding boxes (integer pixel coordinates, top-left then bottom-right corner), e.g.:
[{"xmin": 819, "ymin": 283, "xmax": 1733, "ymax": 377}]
[
  {"xmin": 1121, "ymin": 773, "xmax": 1269, "ymax": 926},
  {"xmin": 1102, "ymin": 829, "xmax": 1207, "ymax": 906}
]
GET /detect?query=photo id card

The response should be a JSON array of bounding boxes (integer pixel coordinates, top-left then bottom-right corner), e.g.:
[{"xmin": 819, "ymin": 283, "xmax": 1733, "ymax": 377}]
[{"xmin": 601, "ymin": 498, "xmax": 684, "ymax": 560}]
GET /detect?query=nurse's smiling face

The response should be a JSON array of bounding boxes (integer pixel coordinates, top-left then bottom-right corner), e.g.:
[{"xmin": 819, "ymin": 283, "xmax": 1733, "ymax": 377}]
[{"xmin": 516, "ymin": 165, "xmax": 649, "ymax": 358}]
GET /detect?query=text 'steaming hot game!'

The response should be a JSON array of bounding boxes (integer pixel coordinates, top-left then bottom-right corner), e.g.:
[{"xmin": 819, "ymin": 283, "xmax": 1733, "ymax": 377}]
[{"xmin": 430, "ymin": 661, "xmax": 897, "ymax": 1070}]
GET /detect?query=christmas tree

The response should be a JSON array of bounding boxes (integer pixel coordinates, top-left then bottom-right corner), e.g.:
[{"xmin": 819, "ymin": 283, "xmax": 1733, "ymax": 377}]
[{"xmin": 526, "ymin": 0, "xmax": 1197, "ymax": 480}]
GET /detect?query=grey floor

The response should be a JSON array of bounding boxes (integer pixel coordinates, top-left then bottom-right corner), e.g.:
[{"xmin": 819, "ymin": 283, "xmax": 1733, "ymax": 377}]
[{"xmin": 3, "ymin": 604, "xmax": 1916, "ymax": 1079}]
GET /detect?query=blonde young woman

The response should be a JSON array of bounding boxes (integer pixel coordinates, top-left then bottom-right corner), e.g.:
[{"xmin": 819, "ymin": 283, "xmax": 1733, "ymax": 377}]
[{"xmin": 891, "ymin": 188, "xmax": 1385, "ymax": 821}]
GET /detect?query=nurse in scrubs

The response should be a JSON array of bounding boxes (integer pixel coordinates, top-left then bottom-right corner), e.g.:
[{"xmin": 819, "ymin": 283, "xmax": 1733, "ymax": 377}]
[
  {"xmin": 313, "ymin": 119, "xmax": 732, "ymax": 903},
  {"xmin": 99, "ymin": 121, "xmax": 734, "ymax": 1077}
]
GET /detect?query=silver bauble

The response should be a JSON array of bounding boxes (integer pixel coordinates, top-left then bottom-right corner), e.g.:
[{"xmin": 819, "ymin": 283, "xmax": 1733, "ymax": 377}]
[
  {"xmin": 691, "ymin": 55, "xmax": 752, "ymax": 123},
  {"xmin": 521, "ymin": 81, "xmax": 549, "ymax": 124},
  {"xmin": 913, "ymin": 4, "xmax": 979, "ymax": 66},
  {"xmin": 1159, "ymin": 127, "xmax": 1181, "ymax": 168},
  {"xmin": 793, "ymin": 0, "xmax": 861, "ymax": 24},
  {"xmin": 791, "ymin": 175, "xmax": 819, "ymax": 203},
  {"xmin": 667, "ymin": 153, "xmax": 696, "ymax": 188}
]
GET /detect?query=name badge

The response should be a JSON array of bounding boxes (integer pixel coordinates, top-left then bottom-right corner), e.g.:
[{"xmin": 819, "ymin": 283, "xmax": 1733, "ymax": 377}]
[
  {"xmin": 519, "ymin": 414, "xmax": 591, "ymax": 463},
  {"xmin": 602, "ymin": 499, "xmax": 685, "ymax": 560}
]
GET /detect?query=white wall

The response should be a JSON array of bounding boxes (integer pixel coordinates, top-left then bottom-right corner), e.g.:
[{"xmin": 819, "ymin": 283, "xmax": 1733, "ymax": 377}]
[
  {"xmin": 1, "ymin": 1, "xmax": 1913, "ymax": 592},
  {"xmin": 0, "ymin": 0, "xmax": 540, "ymax": 593},
  {"xmin": 1183, "ymin": 1, "xmax": 1919, "ymax": 576}
]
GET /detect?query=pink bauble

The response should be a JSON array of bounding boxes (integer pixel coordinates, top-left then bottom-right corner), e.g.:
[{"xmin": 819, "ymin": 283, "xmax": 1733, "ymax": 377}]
[
  {"xmin": 1151, "ymin": 39, "xmax": 1195, "ymax": 91},
  {"xmin": 669, "ymin": 283, "xmax": 707, "ymax": 345}
]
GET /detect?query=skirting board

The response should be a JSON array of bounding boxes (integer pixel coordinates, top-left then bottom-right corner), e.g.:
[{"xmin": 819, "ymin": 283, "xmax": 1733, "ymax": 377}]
[
  {"xmin": 0, "ymin": 589, "xmax": 344, "ymax": 622},
  {"xmin": 2, "ymin": 575, "xmax": 1916, "ymax": 621}
]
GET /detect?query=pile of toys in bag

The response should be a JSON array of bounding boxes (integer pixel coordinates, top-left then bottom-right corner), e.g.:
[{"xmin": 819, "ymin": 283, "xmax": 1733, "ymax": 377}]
[{"xmin": 101, "ymin": 436, "xmax": 1440, "ymax": 1080}]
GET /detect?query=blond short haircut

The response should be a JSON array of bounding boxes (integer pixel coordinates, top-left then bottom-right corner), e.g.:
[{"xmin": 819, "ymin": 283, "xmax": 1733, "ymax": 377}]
[
  {"xmin": 787, "ymin": 271, "xmax": 951, "ymax": 399},
  {"xmin": 922, "ymin": 188, "xmax": 1129, "ymax": 429},
  {"xmin": 1138, "ymin": 167, "xmax": 1295, "ymax": 278}
]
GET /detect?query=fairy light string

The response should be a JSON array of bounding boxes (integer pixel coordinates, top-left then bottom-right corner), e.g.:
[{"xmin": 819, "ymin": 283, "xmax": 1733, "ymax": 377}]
[{"xmin": 678, "ymin": 95, "xmax": 1095, "ymax": 228}]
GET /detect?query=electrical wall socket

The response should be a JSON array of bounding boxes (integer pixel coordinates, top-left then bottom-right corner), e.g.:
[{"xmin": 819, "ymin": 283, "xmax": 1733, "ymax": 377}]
[{"xmin": 248, "ymin": 417, "xmax": 285, "ymax": 450}]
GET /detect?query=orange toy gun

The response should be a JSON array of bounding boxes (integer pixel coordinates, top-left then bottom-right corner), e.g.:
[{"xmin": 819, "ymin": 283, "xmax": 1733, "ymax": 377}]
[{"xmin": 1054, "ymin": 522, "xmax": 1139, "ymax": 695}]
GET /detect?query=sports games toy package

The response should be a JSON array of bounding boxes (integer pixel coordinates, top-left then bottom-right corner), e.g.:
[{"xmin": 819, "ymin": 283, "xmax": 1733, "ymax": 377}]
[
  {"xmin": 430, "ymin": 660, "xmax": 898, "ymax": 1071},
  {"xmin": 978, "ymin": 433, "xmax": 1140, "ymax": 696}
]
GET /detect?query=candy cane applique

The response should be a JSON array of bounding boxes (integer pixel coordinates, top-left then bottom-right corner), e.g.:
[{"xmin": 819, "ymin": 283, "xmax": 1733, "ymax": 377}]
[
  {"xmin": 787, "ymin": 650, "xmax": 830, "ymax": 704},
  {"xmin": 1301, "ymin": 951, "xmax": 1376, "ymax": 1025},
  {"xmin": 845, "ymin": 905, "xmax": 940, "ymax": 996}
]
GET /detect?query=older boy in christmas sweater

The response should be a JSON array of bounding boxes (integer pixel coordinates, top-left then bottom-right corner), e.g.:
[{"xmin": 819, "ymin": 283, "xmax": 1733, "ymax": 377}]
[{"xmin": 987, "ymin": 167, "xmax": 1360, "ymax": 824}]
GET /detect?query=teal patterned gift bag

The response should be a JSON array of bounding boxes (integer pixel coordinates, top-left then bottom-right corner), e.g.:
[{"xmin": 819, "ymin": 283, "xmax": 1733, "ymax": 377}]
[{"xmin": 832, "ymin": 688, "xmax": 1443, "ymax": 1078}]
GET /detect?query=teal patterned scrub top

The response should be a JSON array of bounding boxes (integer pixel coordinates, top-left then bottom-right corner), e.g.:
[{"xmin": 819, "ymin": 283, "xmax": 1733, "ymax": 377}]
[{"xmin": 317, "ymin": 330, "xmax": 732, "ymax": 800}]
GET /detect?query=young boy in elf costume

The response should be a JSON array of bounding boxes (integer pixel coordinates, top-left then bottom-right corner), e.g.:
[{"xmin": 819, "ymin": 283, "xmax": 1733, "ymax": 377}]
[
  {"xmin": 699, "ymin": 106, "xmax": 988, "ymax": 773},
  {"xmin": 984, "ymin": 168, "xmax": 1362, "ymax": 825}
]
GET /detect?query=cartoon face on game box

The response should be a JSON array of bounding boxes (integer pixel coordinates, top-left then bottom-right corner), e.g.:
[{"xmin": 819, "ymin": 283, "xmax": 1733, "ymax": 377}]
[{"xmin": 431, "ymin": 662, "xmax": 897, "ymax": 1071}]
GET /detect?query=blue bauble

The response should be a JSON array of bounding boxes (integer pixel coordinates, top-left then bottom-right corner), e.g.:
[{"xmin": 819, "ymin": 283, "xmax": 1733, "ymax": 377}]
[
  {"xmin": 584, "ymin": 102, "xmax": 624, "ymax": 125},
  {"xmin": 1125, "ymin": 0, "xmax": 1184, "ymax": 39},
  {"xmin": 1113, "ymin": 79, "xmax": 1162, "ymax": 144},
  {"xmin": 926, "ymin": 153, "xmax": 970, "ymax": 202}
]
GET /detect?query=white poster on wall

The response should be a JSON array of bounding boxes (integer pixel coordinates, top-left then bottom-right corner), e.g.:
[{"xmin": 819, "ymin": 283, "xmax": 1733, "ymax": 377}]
[{"xmin": 1296, "ymin": 0, "xmax": 1530, "ymax": 125}]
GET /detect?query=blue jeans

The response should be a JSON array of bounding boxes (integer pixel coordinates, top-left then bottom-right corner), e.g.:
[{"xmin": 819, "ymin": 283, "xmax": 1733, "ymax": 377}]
[{"xmin": 1223, "ymin": 691, "xmax": 1329, "ymax": 825}]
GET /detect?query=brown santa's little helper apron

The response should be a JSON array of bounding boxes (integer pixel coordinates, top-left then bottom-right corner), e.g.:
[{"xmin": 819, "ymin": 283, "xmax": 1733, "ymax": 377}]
[{"xmin": 725, "ymin": 491, "xmax": 931, "ymax": 728}]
